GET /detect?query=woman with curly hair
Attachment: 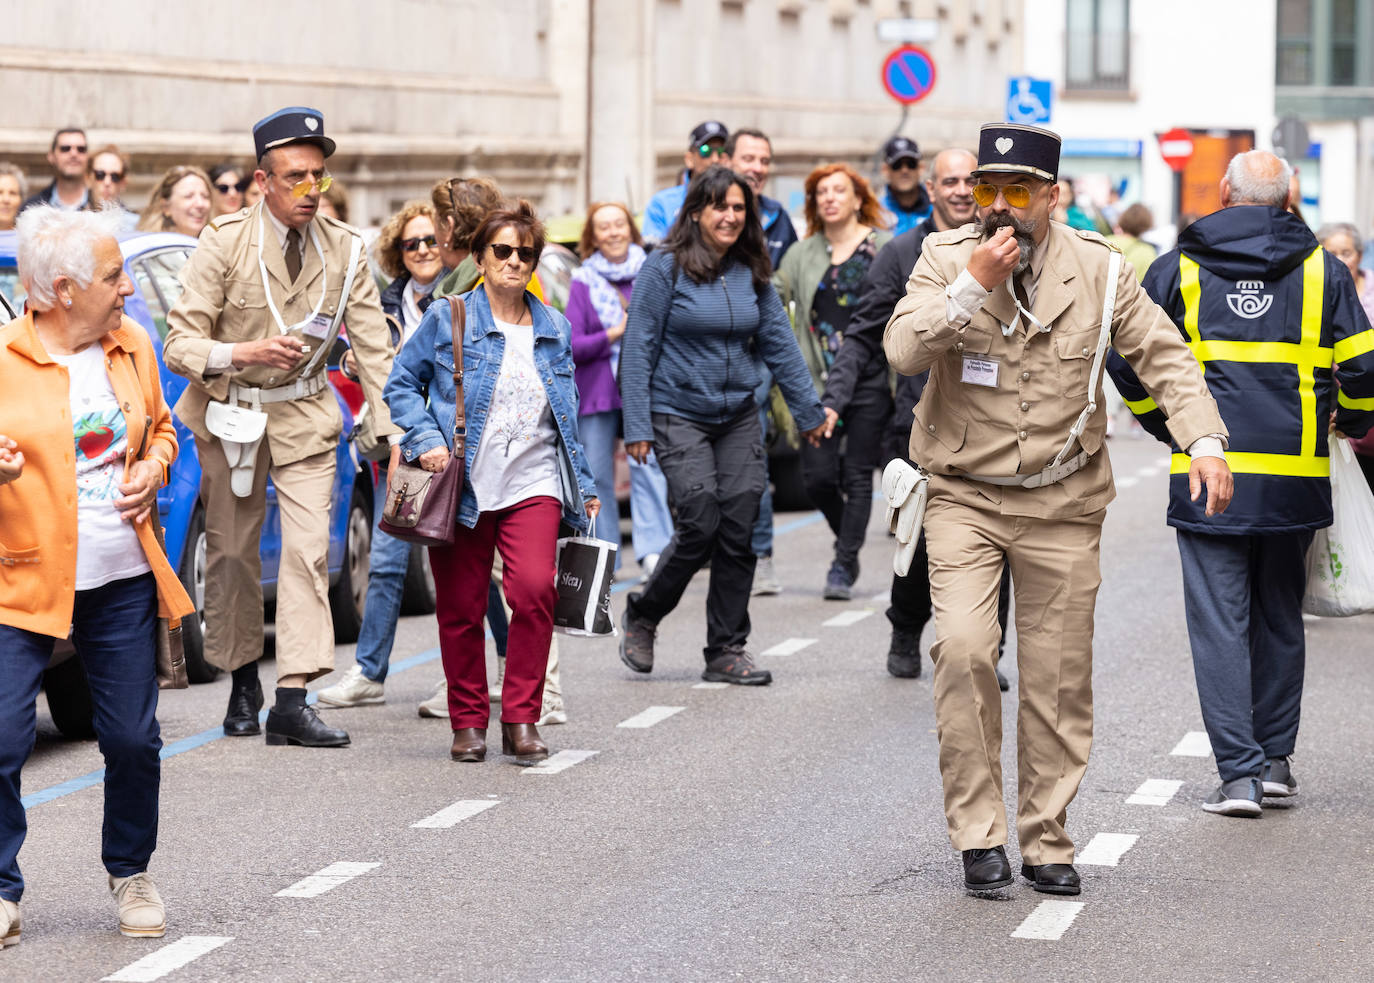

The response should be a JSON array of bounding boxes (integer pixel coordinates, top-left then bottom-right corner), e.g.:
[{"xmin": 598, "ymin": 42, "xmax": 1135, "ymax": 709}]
[
  {"xmin": 772, "ymin": 162, "xmax": 892, "ymax": 600},
  {"xmin": 135, "ymin": 165, "xmax": 212, "ymax": 239}
]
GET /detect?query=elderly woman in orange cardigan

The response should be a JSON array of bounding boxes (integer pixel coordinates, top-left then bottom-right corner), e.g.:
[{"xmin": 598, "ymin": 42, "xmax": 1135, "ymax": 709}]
[{"xmin": 0, "ymin": 207, "xmax": 193, "ymax": 948}]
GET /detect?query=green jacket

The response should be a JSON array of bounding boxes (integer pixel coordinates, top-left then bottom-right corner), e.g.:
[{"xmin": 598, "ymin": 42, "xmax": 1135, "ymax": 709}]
[{"xmin": 772, "ymin": 228, "xmax": 892, "ymax": 393}]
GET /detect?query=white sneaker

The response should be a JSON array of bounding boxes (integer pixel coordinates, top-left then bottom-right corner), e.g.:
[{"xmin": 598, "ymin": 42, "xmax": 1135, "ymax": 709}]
[
  {"xmin": 1, "ymin": 898, "xmax": 19, "ymax": 948},
  {"xmin": 489, "ymin": 657, "xmax": 505, "ymax": 702},
  {"xmin": 641, "ymin": 553, "xmax": 660, "ymax": 580},
  {"xmin": 417, "ymin": 679, "xmax": 449, "ymax": 718},
  {"xmin": 538, "ymin": 691, "xmax": 567, "ymax": 725},
  {"xmin": 751, "ymin": 555, "xmax": 782, "ymax": 596},
  {"xmin": 109, "ymin": 872, "xmax": 165, "ymax": 938},
  {"xmin": 316, "ymin": 665, "xmax": 385, "ymax": 708}
]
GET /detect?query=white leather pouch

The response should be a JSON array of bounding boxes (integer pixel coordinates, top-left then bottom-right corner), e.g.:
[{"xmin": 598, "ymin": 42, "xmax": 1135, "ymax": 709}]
[
  {"xmin": 882, "ymin": 458, "xmax": 929, "ymax": 577},
  {"xmin": 204, "ymin": 400, "xmax": 268, "ymax": 498}
]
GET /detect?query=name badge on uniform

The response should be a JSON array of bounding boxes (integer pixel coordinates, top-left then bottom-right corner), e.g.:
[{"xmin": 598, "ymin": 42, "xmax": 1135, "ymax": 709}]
[
  {"xmin": 303, "ymin": 313, "xmax": 332, "ymax": 340},
  {"xmin": 961, "ymin": 355, "xmax": 999, "ymax": 388}
]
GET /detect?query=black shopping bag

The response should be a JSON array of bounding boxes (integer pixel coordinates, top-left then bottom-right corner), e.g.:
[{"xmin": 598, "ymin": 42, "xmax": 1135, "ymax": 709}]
[{"xmin": 553, "ymin": 536, "xmax": 618, "ymax": 636}]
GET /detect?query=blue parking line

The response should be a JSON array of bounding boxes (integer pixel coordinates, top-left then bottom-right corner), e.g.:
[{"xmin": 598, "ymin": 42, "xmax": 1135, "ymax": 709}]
[{"xmin": 23, "ymin": 510, "xmax": 832, "ymax": 810}]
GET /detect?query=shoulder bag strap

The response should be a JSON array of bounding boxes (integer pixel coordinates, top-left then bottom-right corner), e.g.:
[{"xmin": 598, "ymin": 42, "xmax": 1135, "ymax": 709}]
[
  {"xmin": 1049, "ymin": 248, "xmax": 1123, "ymax": 468},
  {"xmin": 295, "ymin": 232, "xmax": 363, "ymax": 380},
  {"xmin": 446, "ymin": 295, "xmax": 467, "ymax": 452}
]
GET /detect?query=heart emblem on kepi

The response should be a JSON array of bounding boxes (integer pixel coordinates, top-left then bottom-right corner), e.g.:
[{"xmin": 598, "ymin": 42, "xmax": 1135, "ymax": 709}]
[
  {"xmin": 995, "ymin": 137, "xmax": 1013, "ymax": 155},
  {"xmin": 305, "ymin": 117, "xmax": 319, "ymax": 131}
]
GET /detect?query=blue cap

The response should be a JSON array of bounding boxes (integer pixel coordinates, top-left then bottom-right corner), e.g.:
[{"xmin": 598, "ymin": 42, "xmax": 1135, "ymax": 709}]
[
  {"xmin": 252, "ymin": 106, "xmax": 336, "ymax": 161},
  {"xmin": 973, "ymin": 123, "xmax": 1061, "ymax": 183}
]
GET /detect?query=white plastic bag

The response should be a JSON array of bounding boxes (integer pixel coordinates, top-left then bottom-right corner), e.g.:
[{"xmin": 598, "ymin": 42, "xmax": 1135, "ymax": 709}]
[{"xmin": 1303, "ymin": 437, "xmax": 1374, "ymax": 617}]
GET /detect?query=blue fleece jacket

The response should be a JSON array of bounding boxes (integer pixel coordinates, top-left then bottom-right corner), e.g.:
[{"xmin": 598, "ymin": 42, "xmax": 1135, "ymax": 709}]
[{"xmin": 618, "ymin": 250, "xmax": 823, "ymax": 444}]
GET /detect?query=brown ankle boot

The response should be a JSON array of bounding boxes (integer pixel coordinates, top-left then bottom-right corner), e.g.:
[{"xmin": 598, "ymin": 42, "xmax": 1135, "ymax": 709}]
[
  {"xmin": 500, "ymin": 722, "xmax": 548, "ymax": 766},
  {"xmin": 450, "ymin": 727, "xmax": 487, "ymax": 762}
]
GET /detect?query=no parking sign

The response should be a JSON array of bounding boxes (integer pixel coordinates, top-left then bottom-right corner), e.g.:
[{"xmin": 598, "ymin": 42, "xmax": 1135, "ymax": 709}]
[{"xmin": 881, "ymin": 46, "xmax": 937, "ymax": 105}]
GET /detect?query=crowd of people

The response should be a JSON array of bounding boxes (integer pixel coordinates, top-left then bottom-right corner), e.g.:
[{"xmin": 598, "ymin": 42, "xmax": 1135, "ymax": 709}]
[{"xmin": 2, "ymin": 106, "xmax": 1372, "ymax": 949}]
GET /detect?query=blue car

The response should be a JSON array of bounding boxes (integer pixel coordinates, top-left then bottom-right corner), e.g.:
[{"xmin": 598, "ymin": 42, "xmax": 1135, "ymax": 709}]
[{"xmin": 0, "ymin": 231, "xmax": 410, "ymax": 733}]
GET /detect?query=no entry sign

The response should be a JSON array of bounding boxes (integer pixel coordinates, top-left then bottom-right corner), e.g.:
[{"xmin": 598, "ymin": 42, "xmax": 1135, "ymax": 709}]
[
  {"xmin": 1157, "ymin": 128, "xmax": 1195, "ymax": 172},
  {"xmin": 881, "ymin": 46, "xmax": 937, "ymax": 105}
]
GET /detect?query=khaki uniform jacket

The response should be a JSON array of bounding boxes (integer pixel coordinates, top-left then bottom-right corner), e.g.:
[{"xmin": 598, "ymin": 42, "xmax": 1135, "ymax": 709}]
[
  {"xmin": 163, "ymin": 202, "xmax": 399, "ymax": 466},
  {"xmin": 884, "ymin": 221, "xmax": 1226, "ymax": 519}
]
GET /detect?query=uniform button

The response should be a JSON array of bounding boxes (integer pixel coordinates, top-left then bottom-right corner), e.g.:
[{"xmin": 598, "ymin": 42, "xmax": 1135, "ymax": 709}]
[
  {"xmin": 1082, "ymin": 347, "xmax": 1090, "ymax": 356},
  {"xmin": 267, "ymin": 377, "xmax": 276, "ymax": 384},
  {"xmin": 237, "ymin": 298, "xmax": 245, "ymax": 307},
  {"xmin": 1020, "ymin": 401, "xmax": 1029, "ymax": 411},
  {"xmin": 1021, "ymin": 371, "xmax": 1030, "ymax": 381},
  {"xmin": 927, "ymin": 424, "xmax": 936, "ymax": 434},
  {"xmin": 955, "ymin": 342, "xmax": 965, "ymax": 352},
  {"xmin": 1018, "ymin": 430, "xmax": 1028, "ymax": 440}
]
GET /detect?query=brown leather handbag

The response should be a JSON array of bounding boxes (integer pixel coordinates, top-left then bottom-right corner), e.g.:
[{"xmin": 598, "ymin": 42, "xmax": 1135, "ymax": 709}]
[{"xmin": 379, "ymin": 295, "xmax": 467, "ymax": 547}]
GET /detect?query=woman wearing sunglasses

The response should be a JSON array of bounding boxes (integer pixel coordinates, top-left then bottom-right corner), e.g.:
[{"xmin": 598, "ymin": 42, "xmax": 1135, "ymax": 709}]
[
  {"xmin": 385, "ymin": 201, "xmax": 599, "ymax": 766},
  {"xmin": 85, "ymin": 145, "xmax": 138, "ymax": 232},
  {"xmin": 207, "ymin": 162, "xmax": 250, "ymax": 219}
]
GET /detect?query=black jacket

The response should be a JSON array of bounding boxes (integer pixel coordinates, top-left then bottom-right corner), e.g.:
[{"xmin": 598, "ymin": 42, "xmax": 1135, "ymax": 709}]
[
  {"xmin": 822, "ymin": 217, "xmax": 936, "ymax": 444},
  {"xmin": 1109, "ymin": 205, "xmax": 1374, "ymax": 534}
]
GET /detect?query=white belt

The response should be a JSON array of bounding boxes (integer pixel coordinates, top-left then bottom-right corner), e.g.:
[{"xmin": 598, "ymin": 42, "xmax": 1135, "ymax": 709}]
[
  {"xmin": 961, "ymin": 450, "xmax": 1092, "ymax": 489},
  {"xmin": 230, "ymin": 373, "xmax": 328, "ymax": 406}
]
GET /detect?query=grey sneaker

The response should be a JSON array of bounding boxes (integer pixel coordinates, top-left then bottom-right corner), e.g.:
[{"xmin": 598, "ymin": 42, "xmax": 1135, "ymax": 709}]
[
  {"xmin": 1261, "ymin": 756, "xmax": 1299, "ymax": 798},
  {"xmin": 315, "ymin": 665, "xmax": 384, "ymax": 708},
  {"xmin": 619, "ymin": 595, "xmax": 657, "ymax": 673},
  {"xmin": 751, "ymin": 555, "xmax": 782, "ymax": 596},
  {"xmin": 1202, "ymin": 775, "xmax": 1263, "ymax": 817},
  {"xmin": 417, "ymin": 679, "xmax": 449, "ymax": 718},
  {"xmin": 538, "ymin": 690, "xmax": 567, "ymax": 726},
  {"xmin": 489, "ymin": 657, "xmax": 505, "ymax": 702},
  {"xmin": 822, "ymin": 561, "xmax": 855, "ymax": 601},
  {"xmin": 702, "ymin": 646, "xmax": 772, "ymax": 686},
  {"xmin": 886, "ymin": 629, "xmax": 921, "ymax": 678}
]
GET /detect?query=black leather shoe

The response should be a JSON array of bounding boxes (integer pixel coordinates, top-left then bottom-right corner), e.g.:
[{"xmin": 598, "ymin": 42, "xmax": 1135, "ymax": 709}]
[
  {"xmin": 222, "ymin": 676, "xmax": 264, "ymax": 737},
  {"xmin": 1021, "ymin": 863, "xmax": 1081, "ymax": 895},
  {"xmin": 962, "ymin": 846, "xmax": 1013, "ymax": 892},
  {"xmin": 264, "ymin": 704, "xmax": 350, "ymax": 747}
]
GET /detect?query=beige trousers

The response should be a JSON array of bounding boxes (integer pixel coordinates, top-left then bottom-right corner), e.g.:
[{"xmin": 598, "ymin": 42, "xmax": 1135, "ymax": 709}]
[
  {"xmin": 197, "ymin": 436, "xmax": 337, "ymax": 682},
  {"xmin": 922, "ymin": 492, "xmax": 1104, "ymax": 865},
  {"xmin": 490, "ymin": 552, "xmax": 561, "ymax": 702}
]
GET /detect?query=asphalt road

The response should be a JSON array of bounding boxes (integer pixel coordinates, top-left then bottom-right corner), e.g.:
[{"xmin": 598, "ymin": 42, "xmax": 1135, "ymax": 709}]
[{"xmin": 9, "ymin": 434, "xmax": 1374, "ymax": 982}]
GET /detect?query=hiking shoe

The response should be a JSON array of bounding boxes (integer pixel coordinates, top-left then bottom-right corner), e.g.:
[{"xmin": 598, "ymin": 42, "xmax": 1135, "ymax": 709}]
[
  {"xmin": 1261, "ymin": 756, "xmax": 1299, "ymax": 798},
  {"xmin": 886, "ymin": 629, "xmax": 921, "ymax": 678},
  {"xmin": 315, "ymin": 665, "xmax": 384, "ymax": 708},
  {"xmin": 1202, "ymin": 775, "xmax": 1263, "ymax": 817},
  {"xmin": 751, "ymin": 555, "xmax": 782, "ymax": 596},
  {"xmin": 823, "ymin": 561, "xmax": 855, "ymax": 600},
  {"xmin": 619, "ymin": 596, "xmax": 657, "ymax": 673},
  {"xmin": 702, "ymin": 646, "xmax": 772, "ymax": 686},
  {"xmin": 417, "ymin": 679, "xmax": 449, "ymax": 718},
  {"xmin": 109, "ymin": 872, "xmax": 165, "ymax": 938}
]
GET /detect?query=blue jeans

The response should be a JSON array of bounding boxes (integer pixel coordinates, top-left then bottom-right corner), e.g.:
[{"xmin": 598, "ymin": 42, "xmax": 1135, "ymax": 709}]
[
  {"xmin": 627, "ymin": 452, "xmax": 673, "ymax": 562},
  {"xmin": 1176, "ymin": 529, "xmax": 1313, "ymax": 782},
  {"xmin": 358, "ymin": 471, "xmax": 509, "ymax": 681},
  {"xmin": 751, "ymin": 369, "xmax": 774, "ymax": 557},
  {"xmin": 579, "ymin": 410, "xmax": 623, "ymax": 571},
  {"xmin": 0, "ymin": 573, "xmax": 161, "ymax": 902}
]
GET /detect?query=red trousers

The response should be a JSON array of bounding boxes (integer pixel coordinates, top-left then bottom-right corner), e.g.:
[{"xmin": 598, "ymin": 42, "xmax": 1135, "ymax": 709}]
[{"xmin": 429, "ymin": 496, "xmax": 561, "ymax": 728}]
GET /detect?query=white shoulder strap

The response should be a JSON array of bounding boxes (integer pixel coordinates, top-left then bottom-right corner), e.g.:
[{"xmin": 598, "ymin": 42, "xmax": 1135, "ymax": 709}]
[
  {"xmin": 297, "ymin": 232, "xmax": 363, "ymax": 379},
  {"xmin": 1049, "ymin": 248, "xmax": 1122, "ymax": 468}
]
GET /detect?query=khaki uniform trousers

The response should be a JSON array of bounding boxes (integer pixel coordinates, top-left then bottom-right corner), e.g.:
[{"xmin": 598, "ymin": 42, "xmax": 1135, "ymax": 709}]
[
  {"xmin": 922, "ymin": 491, "xmax": 1104, "ymax": 865},
  {"xmin": 197, "ymin": 436, "xmax": 337, "ymax": 682},
  {"xmin": 491, "ymin": 552, "xmax": 561, "ymax": 703}
]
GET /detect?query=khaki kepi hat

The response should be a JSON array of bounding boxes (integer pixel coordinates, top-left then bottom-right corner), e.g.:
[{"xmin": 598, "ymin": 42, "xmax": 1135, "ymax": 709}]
[{"xmin": 971, "ymin": 123, "xmax": 1062, "ymax": 183}]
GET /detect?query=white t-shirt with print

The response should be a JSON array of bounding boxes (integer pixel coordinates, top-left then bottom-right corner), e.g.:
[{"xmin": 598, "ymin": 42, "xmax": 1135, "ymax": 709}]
[
  {"xmin": 469, "ymin": 318, "xmax": 560, "ymax": 513},
  {"xmin": 54, "ymin": 345, "xmax": 151, "ymax": 590}
]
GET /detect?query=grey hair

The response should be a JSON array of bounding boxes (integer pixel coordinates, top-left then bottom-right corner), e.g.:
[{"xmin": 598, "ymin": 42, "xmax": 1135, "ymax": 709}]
[
  {"xmin": 1224, "ymin": 151, "xmax": 1292, "ymax": 207},
  {"xmin": 1316, "ymin": 222, "xmax": 1363, "ymax": 255},
  {"xmin": 16, "ymin": 205, "xmax": 124, "ymax": 311},
  {"xmin": 0, "ymin": 161, "xmax": 26, "ymax": 198}
]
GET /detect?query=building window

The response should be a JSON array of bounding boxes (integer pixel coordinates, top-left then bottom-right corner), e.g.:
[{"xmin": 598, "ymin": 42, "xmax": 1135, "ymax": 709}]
[
  {"xmin": 1065, "ymin": 0, "xmax": 1130, "ymax": 92},
  {"xmin": 1330, "ymin": 0, "xmax": 1357, "ymax": 86},
  {"xmin": 1277, "ymin": 0, "xmax": 1314, "ymax": 84}
]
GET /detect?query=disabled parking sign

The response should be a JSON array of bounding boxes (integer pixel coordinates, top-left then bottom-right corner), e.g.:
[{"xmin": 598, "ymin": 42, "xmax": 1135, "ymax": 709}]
[{"xmin": 1006, "ymin": 76, "xmax": 1052, "ymax": 125}]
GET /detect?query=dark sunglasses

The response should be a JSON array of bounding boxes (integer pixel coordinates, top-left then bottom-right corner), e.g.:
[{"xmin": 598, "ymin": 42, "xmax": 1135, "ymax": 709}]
[
  {"xmin": 488, "ymin": 243, "xmax": 536, "ymax": 264},
  {"xmin": 92, "ymin": 169, "xmax": 124, "ymax": 183},
  {"xmin": 888, "ymin": 158, "xmax": 920, "ymax": 171},
  {"xmin": 401, "ymin": 234, "xmax": 438, "ymax": 253},
  {"xmin": 215, "ymin": 179, "xmax": 250, "ymax": 194},
  {"xmin": 58, "ymin": 143, "xmax": 87, "ymax": 154}
]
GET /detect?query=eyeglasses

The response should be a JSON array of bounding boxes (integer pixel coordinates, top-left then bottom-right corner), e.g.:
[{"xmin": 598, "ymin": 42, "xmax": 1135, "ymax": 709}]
[
  {"xmin": 488, "ymin": 243, "xmax": 536, "ymax": 264},
  {"xmin": 695, "ymin": 143, "xmax": 727, "ymax": 160},
  {"xmin": 215, "ymin": 179, "xmax": 250, "ymax": 195},
  {"xmin": 888, "ymin": 159, "xmax": 920, "ymax": 171},
  {"xmin": 57, "ymin": 143, "xmax": 87, "ymax": 154},
  {"xmin": 271, "ymin": 173, "xmax": 333, "ymax": 198},
  {"xmin": 401, "ymin": 235, "xmax": 438, "ymax": 253},
  {"xmin": 972, "ymin": 183, "xmax": 1033, "ymax": 208},
  {"xmin": 92, "ymin": 169, "xmax": 124, "ymax": 183}
]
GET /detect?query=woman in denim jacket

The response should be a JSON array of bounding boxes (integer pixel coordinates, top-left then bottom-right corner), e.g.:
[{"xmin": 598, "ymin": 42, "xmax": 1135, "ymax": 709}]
[{"xmin": 385, "ymin": 202, "xmax": 599, "ymax": 766}]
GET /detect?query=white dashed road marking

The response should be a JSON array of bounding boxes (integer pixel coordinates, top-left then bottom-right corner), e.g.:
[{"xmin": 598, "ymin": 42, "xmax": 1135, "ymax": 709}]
[
  {"xmin": 692, "ymin": 681, "xmax": 728, "ymax": 690},
  {"xmin": 868, "ymin": 590, "xmax": 890, "ymax": 604},
  {"xmin": 1115, "ymin": 476, "xmax": 1139, "ymax": 489},
  {"xmin": 1171, "ymin": 731, "xmax": 1212, "ymax": 757},
  {"xmin": 618, "ymin": 706, "xmax": 685, "ymax": 729},
  {"xmin": 412, "ymin": 799, "xmax": 500, "ymax": 829},
  {"xmin": 275, "ymin": 862, "xmax": 381, "ymax": 898},
  {"xmin": 761, "ymin": 637, "xmax": 817, "ymax": 657},
  {"xmin": 1076, "ymin": 833, "xmax": 1139, "ymax": 867},
  {"xmin": 522, "ymin": 749, "xmax": 599, "ymax": 775},
  {"xmin": 1126, "ymin": 779, "xmax": 1184, "ymax": 806},
  {"xmin": 822, "ymin": 609, "xmax": 873, "ymax": 628},
  {"xmin": 103, "ymin": 936, "xmax": 234, "ymax": 981},
  {"xmin": 1011, "ymin": 901, "xmax": 1085, "ymax": 941}
]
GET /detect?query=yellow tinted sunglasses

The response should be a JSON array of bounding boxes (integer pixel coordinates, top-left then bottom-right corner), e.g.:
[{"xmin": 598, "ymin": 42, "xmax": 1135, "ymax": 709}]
[
  {"xmin": 972, "ymin": 183, "xmax": 1032, "ymax": 208},
  {"xmin": 278, "ymin": 173, "xmax": 333, "ymax": 198}
]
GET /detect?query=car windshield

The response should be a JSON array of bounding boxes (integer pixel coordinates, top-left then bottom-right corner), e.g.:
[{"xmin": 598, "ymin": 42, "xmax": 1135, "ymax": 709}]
[{"xmin": 129, "ymin": 247, "xmax": 194, "ymax": 339}]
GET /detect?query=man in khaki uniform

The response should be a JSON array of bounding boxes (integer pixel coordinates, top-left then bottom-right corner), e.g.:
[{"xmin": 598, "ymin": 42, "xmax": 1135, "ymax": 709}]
[
  {"xmin": 164, "ymin": 107, "xmax": 398, "ymax": 747},
  {"xmin": 884, "ymin": 123, "xmax": 1234, "ymax": 896}
]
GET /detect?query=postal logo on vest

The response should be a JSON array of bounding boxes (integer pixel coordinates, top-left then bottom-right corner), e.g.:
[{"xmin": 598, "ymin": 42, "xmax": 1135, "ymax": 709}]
[{"xmin": 1226, "ymin": 280, "xmax": 1273, "ymax": 319}]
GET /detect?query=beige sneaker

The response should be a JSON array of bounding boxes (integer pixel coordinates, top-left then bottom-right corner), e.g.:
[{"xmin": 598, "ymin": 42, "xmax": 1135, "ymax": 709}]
[
  {"xmin": 1, "ymin": 898, "xmax": 19, "ymax": 948},
  {"xmin": 109, "ymin": 872, "xmax": 165, "ymax": 938},
  {"xmin": 489, "ymin": 657, "xmax": 504, "ymax": 702},
  {"xmin": 316, "ymin": 665, "xmax": 385, "ymax": 708},
  {"xmin": 538, "ymin": 691, "xmax": 567, "ymax": 726},
  {"xmin": 417, "ymin": 679, "xmax": 449, "ymax": 718}
]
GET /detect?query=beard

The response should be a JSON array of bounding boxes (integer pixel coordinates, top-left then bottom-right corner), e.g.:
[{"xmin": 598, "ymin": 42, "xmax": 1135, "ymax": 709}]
[{"xmin": 978, "ymin": 212, "xmax": 1036, "ymax": 275}]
